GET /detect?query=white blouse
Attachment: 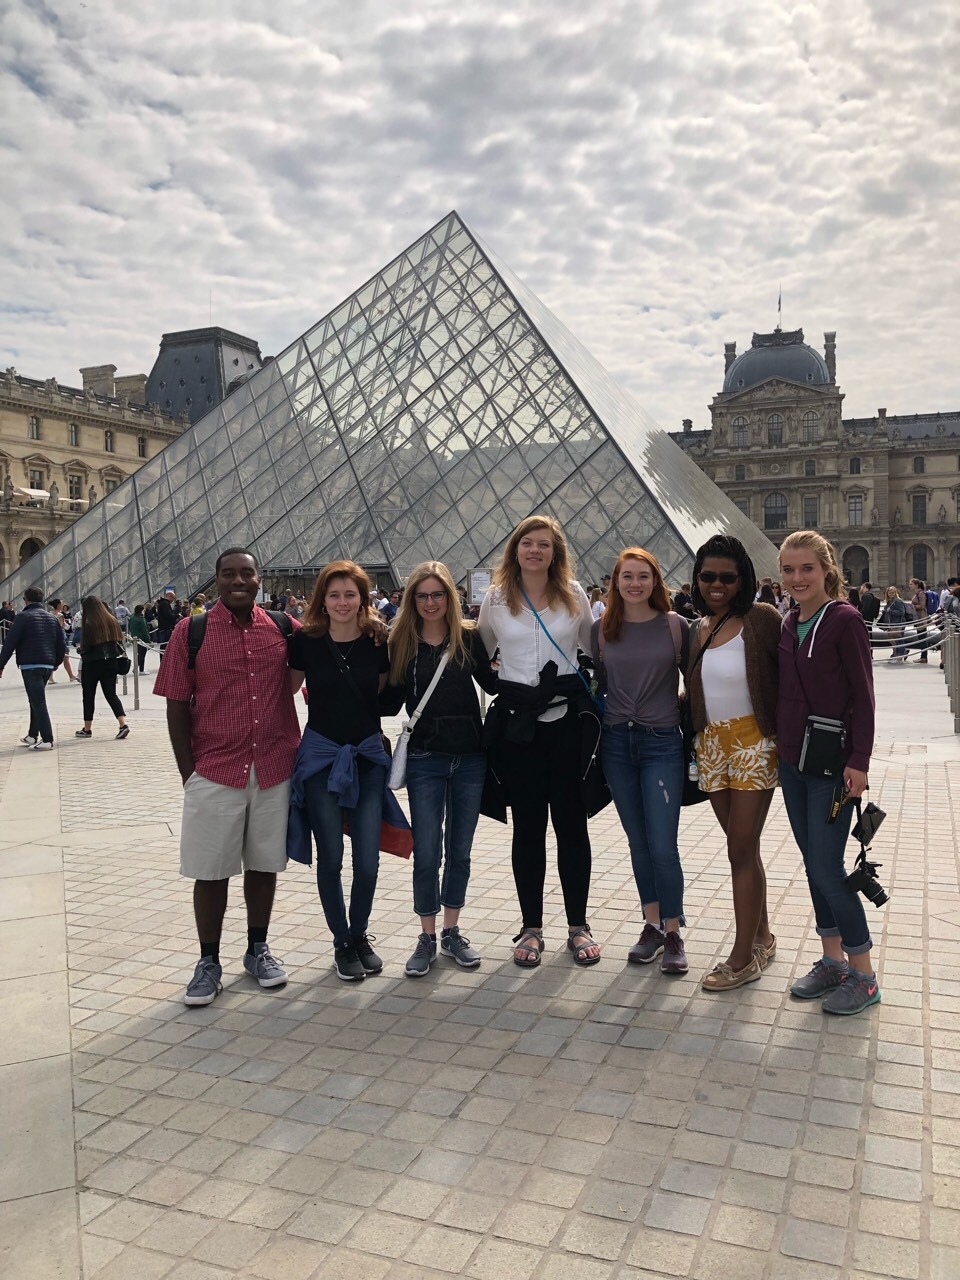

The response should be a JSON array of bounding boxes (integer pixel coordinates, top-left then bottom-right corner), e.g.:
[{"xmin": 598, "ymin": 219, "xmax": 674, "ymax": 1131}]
[
  {"xmin": 479, "ymin": 583, "xmax": 594, "ymax": 723},
  {"xmin": 701, "ymin": 631, "xmax": 754, "ymax": 724}
]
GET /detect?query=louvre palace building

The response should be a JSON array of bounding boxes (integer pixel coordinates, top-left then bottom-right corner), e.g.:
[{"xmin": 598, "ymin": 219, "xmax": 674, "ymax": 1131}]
[{"xmin": 671, "ymin": 328, "xmax": 960, "ymax": 590}]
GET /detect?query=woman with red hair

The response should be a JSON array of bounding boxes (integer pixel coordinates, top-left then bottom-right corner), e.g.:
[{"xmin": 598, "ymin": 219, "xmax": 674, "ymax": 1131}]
[{"xmin": 592, "ymin": 549, "xmax": 690, "ymax": 973}]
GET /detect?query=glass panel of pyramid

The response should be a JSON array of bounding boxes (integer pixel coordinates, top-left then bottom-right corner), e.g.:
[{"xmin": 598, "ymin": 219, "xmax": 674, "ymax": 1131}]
[{"xmin": 1, "ymin": 212, "xmax": 777, "ymax": 606}]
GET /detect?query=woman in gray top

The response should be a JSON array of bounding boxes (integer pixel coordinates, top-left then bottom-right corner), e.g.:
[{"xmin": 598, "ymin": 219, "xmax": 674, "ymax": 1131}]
[{"xmin": 592, "ymin": 548, "xmax": 690, "ymax": 974}]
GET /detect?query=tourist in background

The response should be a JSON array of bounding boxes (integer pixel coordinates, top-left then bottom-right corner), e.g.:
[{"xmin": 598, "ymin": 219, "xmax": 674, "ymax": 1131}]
[
  {"xmin": 880, "ymin": 586, "xmax": 907, "ymax": 660},
  {"xmin": 128, "ymin": 605, "xmax": 151, "ymax": 673},
  {"xmin": 47, "ymin": 599, "xmax": 79, "ymax": 682},
  {"xmin": 909, "ymin": 577, "xmax": 930, "ymax": 663},
  {"xmin": 772, "ymin": 583, "xmax": 791, "ymax": 617},
  {"xmin": 383, "ymin": 561, "xmax": 498, "ymax": 977},
  {"xmin": 686, "ymin": 535, "xmax": 780, "ymax": 991},
  {"xmin": 589, "ymin": 586, "xmax": 606, "ymax": 620},
  {"xmin": 0, "ymin": 586, "xmax": 65, "ymax": 749},
  {"xmin": 478, "ymin": 515, "xmax": 600, "ymax": 968},
  {"xmin": 777, "ymin": 531, "xmax": 879, "ymax": 1016},
  {"xmin": 593, "ymin": 548, "xmax": 689, "ymax": 974},
  {"xmin": 75, "ymin": 596, "xmax": 130, "ymax": 740}
]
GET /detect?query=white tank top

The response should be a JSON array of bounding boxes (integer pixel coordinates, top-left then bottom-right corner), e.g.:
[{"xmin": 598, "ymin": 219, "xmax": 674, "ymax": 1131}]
[{"xmin": 701, "ymin": 632, "xmax": 753, "ymax": 724}]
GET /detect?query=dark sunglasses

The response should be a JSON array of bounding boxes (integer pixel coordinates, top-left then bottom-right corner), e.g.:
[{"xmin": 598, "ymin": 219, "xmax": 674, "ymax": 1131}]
[{"xmin": 698, "ymin": 571, "xmax": 739, "ymax": 585}]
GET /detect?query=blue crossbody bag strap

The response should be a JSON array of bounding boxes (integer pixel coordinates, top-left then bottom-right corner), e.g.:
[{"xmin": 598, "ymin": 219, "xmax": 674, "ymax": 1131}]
[{"xmin": 520, "ymin": 587, "xmax": 594, "ymax": 702}]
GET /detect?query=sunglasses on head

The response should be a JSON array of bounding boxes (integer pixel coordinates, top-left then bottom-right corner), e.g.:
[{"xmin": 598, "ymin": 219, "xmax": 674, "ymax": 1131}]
[{"xmin": 698, "ymin": 571, "xmax": 739, "ymax": 585}]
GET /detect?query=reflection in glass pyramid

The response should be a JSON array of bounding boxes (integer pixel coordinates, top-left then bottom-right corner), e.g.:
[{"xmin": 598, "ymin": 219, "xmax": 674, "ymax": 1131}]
[{"xmin": 1, "ymin": 212, "xmax": 776, "ymax": 606}]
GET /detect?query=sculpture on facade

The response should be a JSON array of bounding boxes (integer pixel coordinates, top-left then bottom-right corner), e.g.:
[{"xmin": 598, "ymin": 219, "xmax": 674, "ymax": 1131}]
[
  {"xmin": 48, "ymin": 481, "xmax": 59, "ymax": 509},
  {"xmin": 3, "ymin": 474, "xmax": 13, "ymax": 503}
]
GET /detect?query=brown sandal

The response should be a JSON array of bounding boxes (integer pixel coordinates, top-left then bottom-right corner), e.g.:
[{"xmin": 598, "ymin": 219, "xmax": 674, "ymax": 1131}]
[
  {"xmin": 512, "ymin": 928, "xmax": 544, "ymax": 968},
  {"xmin": 567, "ymin": 925, "xmax": 601, "ymax": 967}
]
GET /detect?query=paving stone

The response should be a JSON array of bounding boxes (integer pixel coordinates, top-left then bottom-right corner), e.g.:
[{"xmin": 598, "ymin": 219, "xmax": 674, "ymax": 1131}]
[
  {"xmin": 644, "ymin": 1191, "xmax": 711, "ymax": 1237},
  {"xmin": 852, "ymin": 1231, "xmax": 920, "ymax": 1279},
  {"xmin": 710, "ymin": 1204, "xmax": 777, "ymax": 1250},
  {"xmin": 559, "ymin": 1213, "xmax": 630, "ymax": 1259},
  {"xmin": 780, "ymin": 1216, "xmax": 848, "ymax": 1266},
  {"xmin": 860, "ymin": 1163, "xmax": 924, "ymax": 1202}
]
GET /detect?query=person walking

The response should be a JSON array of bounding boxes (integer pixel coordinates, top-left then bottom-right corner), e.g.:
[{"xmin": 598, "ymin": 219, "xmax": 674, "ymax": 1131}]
[
  {"xmin": 47, "ymin": 599, "xmax": 79, "ymax": 682},
  {"xmin": 154, "ymin": 548, "xmax": 300, "ymax": 1005},
  {"xmin": 285, "ymin": 561, "xmax": 404, "ymax": 981},
  {"xmin": 879, "ymin": 587, "xmax": 907, "ymax": 660},
  {"xmin": 382, "ymin": 561, "xmax": 498, "ymax": 977},
  {"xmin": 777, "ymin": 531, "xmax": 879, "ymax": 1016},
  {"xmin": 908, "ymin": 577, "xmax": 930, "ymax": 663},
  {"xmin": 478, "ymin": 514, "xmax": 601, "ymax": 968},
  {"xmin": 128, "ymin": 605, "xmax": 151, "ymax": 673},
  {"xmin": 686, "ymin": 534, "xmax": 780, "ymax": 991},
  {"xmin": 593, "ymin": 548, "xmax": 689, "ymax": 974},
  {"xmin": 75, "ymin": 597, "xmax": 130, "ymax": 739},
  {"xmin": 0, "ymin": 586, "xmax": 65, "ymax": 749}
]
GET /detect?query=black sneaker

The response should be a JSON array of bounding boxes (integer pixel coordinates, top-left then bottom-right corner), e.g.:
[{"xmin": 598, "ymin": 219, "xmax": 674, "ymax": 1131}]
[
  {"xmin": 628, "ymin": 922, "xmax": 665, "ymax": 965},
  {"xmin": 660, "ymin": 931, "xmax": 688, "ymax": 974},
  {"xmin": 334, "ymin": 944, "xmax": 366, "ymax": 981},
  {"xmin": 353, "ymin": 934, "xmax": 383, "ymax": 974}
]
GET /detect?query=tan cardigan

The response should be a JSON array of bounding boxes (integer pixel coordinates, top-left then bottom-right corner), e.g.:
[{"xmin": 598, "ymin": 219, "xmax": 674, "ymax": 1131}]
[{"xmin": 686, "ymin": 602, "xmax": 782, "ymax": 736}]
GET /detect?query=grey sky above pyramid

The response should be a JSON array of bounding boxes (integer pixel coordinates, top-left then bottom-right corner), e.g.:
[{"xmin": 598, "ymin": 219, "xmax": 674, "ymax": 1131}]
[{"xmin": 1, "ymin": 211, "xmax": 776, "ymax": 606}]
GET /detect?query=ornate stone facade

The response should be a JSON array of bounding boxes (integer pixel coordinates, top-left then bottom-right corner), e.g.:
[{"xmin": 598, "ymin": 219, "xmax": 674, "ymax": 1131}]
[
  {"xmin": 0, "ymin": 366, "xmax": 184, "ymax": 585},
  {"xmin": 672, "ymin": 329, "xmax": 960, "ymax": 590}
]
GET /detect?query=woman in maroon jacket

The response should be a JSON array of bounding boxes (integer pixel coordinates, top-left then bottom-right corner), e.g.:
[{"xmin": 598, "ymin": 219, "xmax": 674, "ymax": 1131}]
[{"xmin": 777, "ymin": 531, "xmax": 879, "ymax": 1017}]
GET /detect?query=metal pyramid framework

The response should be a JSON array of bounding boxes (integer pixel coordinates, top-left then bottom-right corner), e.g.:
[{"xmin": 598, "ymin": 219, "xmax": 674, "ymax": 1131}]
[{"xmin": 1, "ymin": 212, "xmax": 775, "ymax": 605}]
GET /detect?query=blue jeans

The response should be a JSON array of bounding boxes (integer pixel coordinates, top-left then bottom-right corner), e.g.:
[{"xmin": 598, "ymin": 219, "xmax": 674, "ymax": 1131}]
[
  {"xmin": 406, "ymin": 751, "xmax": 486, "ymax": 918},
  {"xmin": 779, "ymin": 761, "xmax": 871, "ymax": 954},
  {"xmin": 304, "ymin": 759, "xmax": 384, "ymax": 947},
  {"xmin": 21, "ymin": 668, "xmax": 54, "ymax": 743},
  {"xmin": 600, "ymin": 722, "xmax": 685, "ymax": 922}
]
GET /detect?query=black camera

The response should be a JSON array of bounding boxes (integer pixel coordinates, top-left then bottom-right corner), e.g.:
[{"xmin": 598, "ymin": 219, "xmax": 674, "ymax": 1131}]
[{"xmin": 845, "ymin": 858, "xmax": 889, "ymax": 907}]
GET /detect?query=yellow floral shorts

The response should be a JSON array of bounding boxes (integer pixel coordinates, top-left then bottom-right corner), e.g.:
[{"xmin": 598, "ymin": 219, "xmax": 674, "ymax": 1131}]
[{"xmin": 694, "ymin": 714, "xmax": 778, "ymax": 793}]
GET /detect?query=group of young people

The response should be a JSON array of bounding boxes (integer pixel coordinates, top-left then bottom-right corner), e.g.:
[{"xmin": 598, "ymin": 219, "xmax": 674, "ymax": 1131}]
[{"xmin": 157, "ymin": 515, "xmax": 880, "ymax": 1019}]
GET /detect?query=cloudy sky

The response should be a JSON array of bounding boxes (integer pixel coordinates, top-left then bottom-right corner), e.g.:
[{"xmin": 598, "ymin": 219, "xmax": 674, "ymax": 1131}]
[{"xmin": 1, "ymin": 0, "xmax": 957, "ymax": 428}]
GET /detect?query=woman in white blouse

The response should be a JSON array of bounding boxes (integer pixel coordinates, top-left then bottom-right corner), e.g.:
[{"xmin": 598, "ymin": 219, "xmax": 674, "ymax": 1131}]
[{"xmin": 478, "ymin": 516, "xmax": 599, "ymax": 967}]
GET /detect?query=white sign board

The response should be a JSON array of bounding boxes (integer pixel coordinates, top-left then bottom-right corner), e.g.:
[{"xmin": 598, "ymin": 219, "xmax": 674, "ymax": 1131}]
[{"xmin": 467, "ymin": 569, "xmax": 493, "ymax": 605}]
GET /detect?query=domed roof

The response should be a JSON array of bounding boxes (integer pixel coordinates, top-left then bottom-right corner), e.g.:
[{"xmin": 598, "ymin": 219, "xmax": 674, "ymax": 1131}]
[{"xmin": 723, "ymin": 328, "xmax": 829, "ymax": 393}]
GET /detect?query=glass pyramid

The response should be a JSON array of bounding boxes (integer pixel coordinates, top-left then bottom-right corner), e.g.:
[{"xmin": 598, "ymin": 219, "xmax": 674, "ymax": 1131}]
[{"xmin": 1, "ymin": 211, "xmax": 776, "ymax": 607}]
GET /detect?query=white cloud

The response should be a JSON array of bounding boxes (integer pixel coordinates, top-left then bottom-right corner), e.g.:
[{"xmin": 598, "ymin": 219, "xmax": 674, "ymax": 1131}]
[{"xmin": 0, "ymin": 0, "xmax": 957, "ymax": 424}]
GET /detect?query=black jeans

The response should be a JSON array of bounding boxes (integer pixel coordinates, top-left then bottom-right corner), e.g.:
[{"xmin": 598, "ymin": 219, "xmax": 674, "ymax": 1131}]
[
  {"xmin": 498, "ymin": 707, "xmax": 591, "ymax": 928},
  {"xmin": 22, "ymin": 667, "xmax": 54, "ymax": 743},
  {"xmin": 81, "ymin": 661, "xmax": 125, "ymax": 723}
]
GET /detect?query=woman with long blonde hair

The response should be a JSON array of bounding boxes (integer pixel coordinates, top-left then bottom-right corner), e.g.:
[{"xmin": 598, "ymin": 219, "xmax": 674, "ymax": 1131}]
[
  {"xmin": 593, "ymin": 548, "xmax": 690, "ymax": 973},
  {"xmin": 384, "ymin": 562, "xmax": 498, "ymax": 977},
  {"xmin": 286, "ymin": 561, "xmax": 397, "ymax": 982},
  {"xmin": 478, "ymin": 515, "xmax": 599, "ymax": 968},
  {"xmin": 75, "ymin": 596, "xmax": 130, "ymax": 739},
  {"xmin": 777, "ymin": 530, "xmax": 878, "ymax": 1015}
]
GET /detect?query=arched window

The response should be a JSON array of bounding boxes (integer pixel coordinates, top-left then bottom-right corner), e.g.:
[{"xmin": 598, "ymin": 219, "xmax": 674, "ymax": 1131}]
[
  {"xmin": 849, "ymin": 456, "xmax": 861, "ymax": 475},
  {"xmin": 764, "ymin": 492, "xmax": 788, "ymax": 530},
  {"xmin": 104, "ymin": 430, "xmax": 114, "ymax": 453},
  {"xmin": 67, "ymin": 422, "xmax": 79, "ymax": 447},
  {"xmin": 804, "ymin": 460, "xmax": 816, "ymax": 477},
  {"xmin": 801, "ymin": 411, "xmax": 818, "ymax": 442},
  {"xmin": 913, "ymin": 456, "xmax": 925, "ymax": 475},
  {"xmin": 732, "ymin": 416, "xmax": 748, "ymax": 449},
  {"xmin": 767, "ymin": 414, "xmax": 783, "ymax": 447},
  {"xmin": 735, "ymin": 464, "xmax": 746, "ymax": 481},
  {"xmin": 137, "ymin": 436, "xmax": 147, "ymax": 459}
]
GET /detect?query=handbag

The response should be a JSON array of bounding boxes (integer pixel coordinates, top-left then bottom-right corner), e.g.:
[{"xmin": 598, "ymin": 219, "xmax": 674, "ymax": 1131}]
[
  {"xmin": 520, "ymin": 588, "xmax": 602, "ymax": 714},
  {"xmin": 387, "ymin": 651, "xmax": 449, "ymax": 790},
  {"xmin": 680, "ymin": 614, "xmax": 731, "ymax": 806},
  {"xmin": 114, "ymin": 641, "xmax": 131, "ymax": 676}
]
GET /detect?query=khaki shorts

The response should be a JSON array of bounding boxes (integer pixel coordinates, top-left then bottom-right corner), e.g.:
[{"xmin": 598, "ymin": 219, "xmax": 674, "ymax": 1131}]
[
  {"xmin": 180, "ymin": 764, "xmax": 290, "ymax": 879},
  {"xmin": 694, "ymin": 714, "xmax": 778, "ymax": 794}
]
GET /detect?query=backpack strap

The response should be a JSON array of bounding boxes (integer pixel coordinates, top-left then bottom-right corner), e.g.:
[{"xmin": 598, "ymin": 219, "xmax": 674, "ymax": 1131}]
[
  {"xmin": 264, "ymin": 609, "xmax": 294, "ymax": 639},
  {"xmin": 186, "ymin": 612, "xmax": 207, "ymax": 670}
]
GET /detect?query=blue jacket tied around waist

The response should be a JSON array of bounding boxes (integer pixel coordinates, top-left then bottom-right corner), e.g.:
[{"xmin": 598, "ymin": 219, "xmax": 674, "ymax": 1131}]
[{"xmin": 286, "ymin": 727, "xmax": 412, "ymax": 865}]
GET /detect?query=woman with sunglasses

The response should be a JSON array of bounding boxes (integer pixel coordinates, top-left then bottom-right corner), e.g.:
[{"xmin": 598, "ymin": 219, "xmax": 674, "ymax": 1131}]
[
  {"xmin": 687, "ymin": 535, "xmax": 781, "ymax": 991},
  {"xmin": 383, "ymin": 562, "xmax": 498, "ymax": 978}
]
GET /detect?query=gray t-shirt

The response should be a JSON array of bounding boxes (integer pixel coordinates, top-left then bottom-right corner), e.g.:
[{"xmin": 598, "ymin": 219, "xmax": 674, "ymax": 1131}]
[{"xmin": 592, "ymin": 613, "xmax": 689, "ymax": 728}]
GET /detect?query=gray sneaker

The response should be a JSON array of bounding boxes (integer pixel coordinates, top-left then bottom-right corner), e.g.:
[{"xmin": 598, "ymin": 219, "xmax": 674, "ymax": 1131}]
[
  {"xmin": 822, "ymin": 969, "xmax": 881, "ymax": 1016},
  {"xmin": 405, "ymin": 933, "xmax": 437, "ymax": 978},
  {"xmin": 440, "ymin": 926, "xmax": 480, "ymax": 969},
  {"xmin": 184, "ymin": 957, "xmax": 223, "ymax": 1006},
  {"xmin": 791, "ymin": 958, "xmax": 847, "ymax": 1000},
  {"xmin": 243, "ymin": 942, "xmax": 287, "ymax": 989},
  {"xmin": 660, "ymin": 931, "xmax": 688, "ymax": 975},
  {"xmin": 628, "ymin": 922, "xmax": 665, "ymax": 965}
]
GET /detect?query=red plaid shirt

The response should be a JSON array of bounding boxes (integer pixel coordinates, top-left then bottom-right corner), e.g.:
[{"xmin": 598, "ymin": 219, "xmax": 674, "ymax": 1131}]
[{"xmin": 154, "ymin": 601, "xmax": 301, "ymax": 789}]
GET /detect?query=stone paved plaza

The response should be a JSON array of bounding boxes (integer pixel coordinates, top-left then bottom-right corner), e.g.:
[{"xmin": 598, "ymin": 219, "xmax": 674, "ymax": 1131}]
[{"xmin": 1, "ymin": 655, "xmax": 959, "ymax": 1280}]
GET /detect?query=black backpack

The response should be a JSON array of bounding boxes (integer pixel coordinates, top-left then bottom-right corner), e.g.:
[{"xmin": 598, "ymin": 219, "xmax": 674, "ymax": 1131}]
[{"xmin": 187, "ymin": 609, "xmax": 293, "ymax": 669}]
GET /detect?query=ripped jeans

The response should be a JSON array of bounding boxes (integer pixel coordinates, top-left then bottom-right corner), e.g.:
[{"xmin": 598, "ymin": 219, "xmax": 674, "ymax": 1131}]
[{"xmin": 600, "ymin": 722, "xmax": 685, "ymax": 923}]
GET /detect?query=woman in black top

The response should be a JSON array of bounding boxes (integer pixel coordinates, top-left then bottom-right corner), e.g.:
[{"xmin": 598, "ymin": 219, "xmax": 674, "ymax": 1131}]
[
  {"xmin": 75, "ymin": 597, "xmax": 130, "ymax": 739},
  {"xmin": 382, "ymin": 561, "xmax": 498, "ymax": 978},
  {"xmin": 287, "ymin": 561, "xmax": 390, "ymax": 982}
]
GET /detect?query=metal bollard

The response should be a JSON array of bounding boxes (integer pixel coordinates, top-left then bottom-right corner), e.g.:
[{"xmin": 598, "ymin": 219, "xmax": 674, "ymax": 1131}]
[{"xmin": 131, "ymin": 639, "xmax": 140, "ymax": 711}]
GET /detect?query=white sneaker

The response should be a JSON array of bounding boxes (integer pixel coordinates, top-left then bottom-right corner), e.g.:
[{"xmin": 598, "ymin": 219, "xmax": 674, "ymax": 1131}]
[
  {"xmin": 20, "ymin": 735, "xmax": 37, "ymax": 746},
  {"xmin": 32, "ymin": 741, "xmax": 54, "ymax": 751}
]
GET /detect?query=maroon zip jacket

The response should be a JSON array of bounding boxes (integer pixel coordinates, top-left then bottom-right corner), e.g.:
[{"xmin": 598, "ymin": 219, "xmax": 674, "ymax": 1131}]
[{"xmin": 777, "ymin": 599, "xmax": 875, "ymax": 773}]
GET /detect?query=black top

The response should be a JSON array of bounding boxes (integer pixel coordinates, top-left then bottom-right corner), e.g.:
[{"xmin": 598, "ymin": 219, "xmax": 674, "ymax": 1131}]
[
  {"xmin": 381, "ymin": 629, "xmax": 498, "ymax": 755},
  {"xmin": 288, "ymin": 630, "xmax": 390, "ymax": 746}
]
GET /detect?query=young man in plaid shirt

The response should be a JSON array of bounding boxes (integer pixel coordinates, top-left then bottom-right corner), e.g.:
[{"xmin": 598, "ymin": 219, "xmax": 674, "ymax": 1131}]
[{"xmin": 155, "ymin": 548, "xmax": 303, "ymax": 1005}]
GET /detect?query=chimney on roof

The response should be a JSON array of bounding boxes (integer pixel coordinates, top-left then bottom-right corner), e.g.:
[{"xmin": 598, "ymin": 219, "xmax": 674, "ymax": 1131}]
[
  {"xmin": 878, "ymin": 408, "xmax": 887, "ymax": 421},
  {"xmin": 79, "ymin": 364, "xmax": 117, "ymax": 397},
  {"xmin": 682, "ymin": 418, "xmax": 693, "ymax": 433},
  {"xmin": 824, "ymin": 332, "xmax": 836, "ymax": 384},
  {"xmin": 114, "ymin": 373, "xmax": 148, "ymax": 404},
  {"xmin": 724, "ymin": 342, "xmax": 737, "ymax": 373}
]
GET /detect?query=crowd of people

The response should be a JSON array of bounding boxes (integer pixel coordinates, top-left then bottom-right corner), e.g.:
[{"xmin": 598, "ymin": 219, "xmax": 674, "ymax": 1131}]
[{"xmin": 143, "ymin": 518, "xmax": 890, "ymax": 1021}]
